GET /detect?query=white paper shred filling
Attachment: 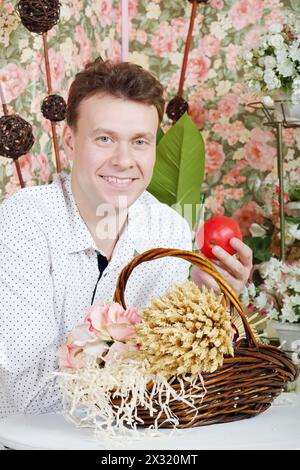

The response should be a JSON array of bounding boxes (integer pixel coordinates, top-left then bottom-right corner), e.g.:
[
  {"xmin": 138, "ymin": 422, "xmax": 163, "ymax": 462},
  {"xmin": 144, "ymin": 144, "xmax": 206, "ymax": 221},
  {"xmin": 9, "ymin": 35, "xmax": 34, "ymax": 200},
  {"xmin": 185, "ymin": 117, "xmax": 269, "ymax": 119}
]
[{"xmin": 53, "ymin": 359, "xmax": 207, "ymax": 447}]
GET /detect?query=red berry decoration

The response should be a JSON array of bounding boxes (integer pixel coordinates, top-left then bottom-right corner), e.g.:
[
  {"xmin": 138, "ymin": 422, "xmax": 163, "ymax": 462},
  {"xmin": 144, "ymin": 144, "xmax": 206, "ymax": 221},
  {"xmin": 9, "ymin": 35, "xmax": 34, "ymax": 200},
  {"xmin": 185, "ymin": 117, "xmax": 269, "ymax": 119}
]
[{"xmin": 196, "ymin": 216, "xmax": 242, "ymax": 259}]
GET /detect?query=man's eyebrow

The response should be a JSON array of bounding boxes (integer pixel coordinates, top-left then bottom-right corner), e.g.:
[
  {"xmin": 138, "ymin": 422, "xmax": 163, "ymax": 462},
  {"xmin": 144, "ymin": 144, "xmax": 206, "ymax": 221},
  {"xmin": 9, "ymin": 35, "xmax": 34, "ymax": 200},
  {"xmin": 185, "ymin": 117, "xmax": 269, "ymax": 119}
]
[{"xmin": 91, "ymin": 127, "xmax": 155, "ymax": 141}]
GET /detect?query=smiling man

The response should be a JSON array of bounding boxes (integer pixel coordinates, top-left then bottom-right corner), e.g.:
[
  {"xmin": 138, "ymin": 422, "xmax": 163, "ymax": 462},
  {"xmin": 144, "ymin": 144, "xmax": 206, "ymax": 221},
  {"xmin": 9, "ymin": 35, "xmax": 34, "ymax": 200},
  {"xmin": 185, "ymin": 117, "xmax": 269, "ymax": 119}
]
[{"xmin": 0, "ymin": 58, "xmax": 252, "ymax": 419}]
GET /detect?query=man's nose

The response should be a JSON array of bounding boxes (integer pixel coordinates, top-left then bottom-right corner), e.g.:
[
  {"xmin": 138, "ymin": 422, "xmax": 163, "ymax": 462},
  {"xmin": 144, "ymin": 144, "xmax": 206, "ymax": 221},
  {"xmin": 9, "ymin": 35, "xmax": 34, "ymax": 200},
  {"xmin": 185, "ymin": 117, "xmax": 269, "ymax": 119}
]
[{"xmin": 110, "ymin": 141, "xmax": 134, "ymax": 167}]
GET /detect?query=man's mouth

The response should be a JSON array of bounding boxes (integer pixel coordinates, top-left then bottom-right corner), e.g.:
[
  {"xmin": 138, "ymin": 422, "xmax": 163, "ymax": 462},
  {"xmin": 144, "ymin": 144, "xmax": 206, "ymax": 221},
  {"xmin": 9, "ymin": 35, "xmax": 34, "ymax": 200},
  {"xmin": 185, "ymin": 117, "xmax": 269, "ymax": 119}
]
[{"xmin": 99, "ymin": 175, "xmax": 137, "ymax": 188}]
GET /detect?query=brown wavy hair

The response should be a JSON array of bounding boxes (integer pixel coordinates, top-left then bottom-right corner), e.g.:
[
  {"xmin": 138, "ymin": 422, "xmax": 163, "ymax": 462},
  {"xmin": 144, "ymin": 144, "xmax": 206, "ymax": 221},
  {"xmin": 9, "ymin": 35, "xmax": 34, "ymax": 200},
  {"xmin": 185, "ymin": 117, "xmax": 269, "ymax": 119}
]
[{"xmin": 66, "ymin": 57, "xmax": 165, "ymax": 131}]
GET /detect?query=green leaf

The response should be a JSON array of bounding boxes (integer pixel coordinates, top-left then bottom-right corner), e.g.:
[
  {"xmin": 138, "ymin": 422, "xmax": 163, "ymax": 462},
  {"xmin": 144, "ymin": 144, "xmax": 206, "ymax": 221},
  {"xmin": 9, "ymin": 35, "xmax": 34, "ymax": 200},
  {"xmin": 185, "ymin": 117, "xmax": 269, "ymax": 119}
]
[
  {"xmin": 147, "ymin": 112, "xmax": 205, "ymax": 230},
  {"xmin": 244, "ymin": 235, "xmax": 272, "ymax": 263},
  {"xmin": 156, "ymin": 127, "xmax": 164, "ymax": 146}
]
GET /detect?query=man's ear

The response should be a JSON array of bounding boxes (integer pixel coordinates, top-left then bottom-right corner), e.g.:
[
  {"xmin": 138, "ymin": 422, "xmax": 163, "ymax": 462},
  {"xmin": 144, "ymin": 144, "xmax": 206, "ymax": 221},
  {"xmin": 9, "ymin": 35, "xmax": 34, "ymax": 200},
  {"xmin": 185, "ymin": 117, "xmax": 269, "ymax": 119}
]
[{"xmin": 62, "ymin": 124, "xmax": 75, "ymax": 161}]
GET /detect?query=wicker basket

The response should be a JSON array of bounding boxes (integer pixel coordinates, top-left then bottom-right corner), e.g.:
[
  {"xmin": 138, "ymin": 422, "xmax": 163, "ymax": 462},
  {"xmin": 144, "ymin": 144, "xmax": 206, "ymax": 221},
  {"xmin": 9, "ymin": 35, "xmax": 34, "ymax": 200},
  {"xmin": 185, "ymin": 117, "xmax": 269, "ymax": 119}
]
[{"xmin": 112, "ymin": 247, "xmax": 299, "ymax": 428}]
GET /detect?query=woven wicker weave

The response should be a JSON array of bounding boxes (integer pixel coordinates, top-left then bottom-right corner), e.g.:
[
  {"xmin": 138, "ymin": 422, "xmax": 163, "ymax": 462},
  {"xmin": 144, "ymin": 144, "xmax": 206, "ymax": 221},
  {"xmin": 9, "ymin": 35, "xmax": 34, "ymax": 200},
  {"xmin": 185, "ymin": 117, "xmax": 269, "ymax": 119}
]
[{"xmin": 112, "ymin": 248, "xmax": 298, "ymax": 428}]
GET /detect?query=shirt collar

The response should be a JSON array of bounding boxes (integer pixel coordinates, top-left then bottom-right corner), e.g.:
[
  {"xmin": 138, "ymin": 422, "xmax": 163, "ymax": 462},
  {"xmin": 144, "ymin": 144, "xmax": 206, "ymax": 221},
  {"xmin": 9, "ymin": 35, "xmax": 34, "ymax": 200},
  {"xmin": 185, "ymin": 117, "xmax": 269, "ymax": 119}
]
[{"xmin": 59, "ymin": 173, "xmax": 149, "ymax": 263}]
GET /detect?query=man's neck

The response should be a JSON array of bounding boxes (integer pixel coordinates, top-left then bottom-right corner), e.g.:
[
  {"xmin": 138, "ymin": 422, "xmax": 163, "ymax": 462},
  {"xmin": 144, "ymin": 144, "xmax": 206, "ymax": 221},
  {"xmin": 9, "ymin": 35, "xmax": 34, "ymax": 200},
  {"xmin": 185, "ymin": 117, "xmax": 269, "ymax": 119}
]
[{"xmin": 71, "ymin": 177, "xmax": 128, "ymax": 260}]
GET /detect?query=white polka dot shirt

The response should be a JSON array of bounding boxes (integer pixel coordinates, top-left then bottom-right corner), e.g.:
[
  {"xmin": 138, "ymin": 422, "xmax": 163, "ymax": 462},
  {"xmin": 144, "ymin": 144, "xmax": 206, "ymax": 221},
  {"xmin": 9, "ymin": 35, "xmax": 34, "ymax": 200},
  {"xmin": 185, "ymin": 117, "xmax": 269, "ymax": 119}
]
[{"xmin": 0, "ymin": 172, "xmax": 192, "ymax": 419}]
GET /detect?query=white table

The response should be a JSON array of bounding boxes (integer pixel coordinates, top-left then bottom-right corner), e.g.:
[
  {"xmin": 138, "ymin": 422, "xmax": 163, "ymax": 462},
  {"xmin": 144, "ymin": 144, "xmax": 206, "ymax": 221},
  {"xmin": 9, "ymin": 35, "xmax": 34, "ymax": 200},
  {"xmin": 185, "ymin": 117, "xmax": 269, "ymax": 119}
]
[{"xmin": 0, "ymin": 394, "xmax": 299, "ymax": 450}]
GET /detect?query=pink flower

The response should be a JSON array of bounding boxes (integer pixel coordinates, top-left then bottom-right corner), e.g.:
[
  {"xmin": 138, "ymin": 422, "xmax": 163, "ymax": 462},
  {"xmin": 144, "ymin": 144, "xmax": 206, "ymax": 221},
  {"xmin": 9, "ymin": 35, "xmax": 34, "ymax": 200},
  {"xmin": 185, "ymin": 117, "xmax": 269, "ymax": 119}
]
[
  {"xmin": 209, "ymin": 0, "xmax": 224, "ymax": 9},
  {"xmin": 135, "ymin": 30, "xmax": 147, "ymax": 45},
  {"xmin": 244, "ymin": 128, "xmax": 276, "ymax": 172},
  {"xmin": 210, "ymin": 201, "xmax": 225, "ymax": 217},
  {"xmin": 218, "ymin": 93, "xmax": 239, "ymax": 118},
  {"xmin": 199, "ymin": 34, "xmax": 220, "ymax": 58},
  {"xmin": 42, "ymin": 49, "xmax": 65, "ymax": 92},
  {"xmin": 171, "ymin": 17, "xmax": 189, "ymax": 41},
  {"xmin": 84, "ymin": 302, "xmax": 111, "ymax": 340},
  {"xmin": 26, "ymin": 52, "xmax": 42, "ymax": 81},
  {"xmin": 117, "ymin": 0, "xmax": 138, "ymax": 20},
  {"xmin": 36, "ymin": 153, "xmax": 50, "ymax": 183},
  {"xmin": 208, "ymin": 109, "xmax": 221, "ymax": 123},
  {"xmin": 205, "ymin": 141, "xmax": 225, "ymax": 174},
  {"xmin": 104, "ymin": 341, "xmax": 139, "ymax": 364},
  {"xmin": 232, "ymin": 201, "xmax": 264, "ymax": 236},
  {"xmin": 57, "ymin": 343, "xmax": 85, "ymax": 369},
  {"xmin": 99, "ymin": 0, "xmax": 117, "ymax": 27},
  {"xmin": 189, "ymin": 101, "xmax": 206, "ymax": 129},
  {"xmin": 226, "ymin": 44, "xmax": 239, "ymax": 71},
  {"xmin": 243, "ymin": 26, "xmax": 266, "ymax": 48},
  {"xmin": 103, "ymin": 304, "xmax": 142, "ymax": 342},
  {"xmin": 229, "ymin": 0, "xmax": 264, "ymax": 31},
  {"xmin": 108, "ymin": 39, "xmax": 121, "ymax": 62},
  {"xmin": 0, "ymin": 63, "xmax": 28, "ymax": 103},
  {"xmin": 151, "ymin": 22, "xmax": 173, "ymax": 57},
  {"xmin": 185, "ymin": 51, "xmax": 211, "ymax": 87},
  {"xmin": 75, "ymin": 25, "xmax": 92, "ymax": 66},
  {"xmin": 13, "ymin": 153, "xmax": 38, "ymax": 182}
]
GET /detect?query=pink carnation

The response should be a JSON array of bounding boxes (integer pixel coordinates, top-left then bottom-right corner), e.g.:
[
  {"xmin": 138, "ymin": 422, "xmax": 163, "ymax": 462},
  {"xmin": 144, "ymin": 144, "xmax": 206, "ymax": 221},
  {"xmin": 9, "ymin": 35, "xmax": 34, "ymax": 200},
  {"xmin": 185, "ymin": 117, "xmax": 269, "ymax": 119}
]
[
  {"xmin": 57, "ymin": 343, "xmax": 85, "ymax": 369},
  {"xmin": 104, "ymin": 341, "xmax": 139, "ymax": 364},
  {"xmin": 103, "ymin": 304, "xmax": 142, "ymax": 342}
]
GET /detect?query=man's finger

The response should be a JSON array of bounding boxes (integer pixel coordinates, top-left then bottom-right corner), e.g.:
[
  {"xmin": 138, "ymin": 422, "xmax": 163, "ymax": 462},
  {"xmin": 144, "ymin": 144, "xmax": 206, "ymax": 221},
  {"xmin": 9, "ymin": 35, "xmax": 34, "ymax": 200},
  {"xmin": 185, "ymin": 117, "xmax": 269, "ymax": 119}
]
[
  {"xmin": 211, "ymin": 245, "xmax": 244, "ymax": 279},
  {"xmin": 229, "ymin": 237, "xmax": 253, "ymax": 267}
]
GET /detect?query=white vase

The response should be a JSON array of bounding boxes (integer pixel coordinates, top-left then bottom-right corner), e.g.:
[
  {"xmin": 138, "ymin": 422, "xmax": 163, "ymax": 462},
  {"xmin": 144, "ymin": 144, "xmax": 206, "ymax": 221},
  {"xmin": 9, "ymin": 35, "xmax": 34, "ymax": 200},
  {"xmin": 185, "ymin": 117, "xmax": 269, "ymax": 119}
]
[
  {"xmin": 273, "ymin": 92, "xmax": 300, "ymax": 122},
  {"xmin": 270, "ymin": 320, "xmax": 300, "ymax": 362}
]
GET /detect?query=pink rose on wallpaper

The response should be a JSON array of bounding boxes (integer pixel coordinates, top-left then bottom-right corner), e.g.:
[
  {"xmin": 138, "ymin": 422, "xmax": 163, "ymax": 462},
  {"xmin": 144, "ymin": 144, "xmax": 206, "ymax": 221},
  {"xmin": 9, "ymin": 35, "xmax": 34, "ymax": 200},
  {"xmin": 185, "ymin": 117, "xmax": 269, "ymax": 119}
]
[
  {"xmin": 151, "ymin": 22, "xmax": 173, "ymax": 57},
  {"xmin": 229, "ymin": 0, "xmax": 264, "ymax": 31},
  {"xmin": 189, "ymin": 101, "xmax": 206, "ymax": 129},
  {"xmin": 99, "ymin": 0, "xmax": 117, "ymax": 27},
  {"xmin": 13, "ymin": 153, "xmax": 37, "ymax": 182},
  {"xmin": 243, "ymin": 26, "xmax": 266, "ymax": 49},
  {"xmin": 210, "ymin": 201, "xmax": 225, "ymax": 217},
  {"xmin": 244, "ymin": 128, "xmax": 276, "ymax": 172},
  {"xmin": 36, "ymin": 153, "xmax": 50, "ymax": 183},
  {"xmin": 135, "ymin": 30, "xmax": 147, "ymax": 45},
  {"xmin": 199, "ymin": 34, "xmax": 220, "ymax": 58},
  {"xmin": 232, "ymin": 201, "xmax": 264, "ymax": 236},
  {"xmin": 117, "ymin": 0, "xmax": 138, "ymax": 19},
  {"xmin": 171, "ymin": 17, "xmax": 189, "ymax": 41},
  {"xmin": 26, "ymin": 52, "xmax": 42, "ymax": 82},
  {"xmin": 0, "ymin": 63, "xmax": 28, "ymax": 103},
  {"xmin": 244, "ymin": 141, "xmax": 276, "ymax": 172},
  {"xmin": 226, "ymin": 44, "xmax": 239, "ymax": 71},
  {"xmin": 185, "ymin": 51, "xmax": 211, "ymax": 87},
  {"xmin": 42, "ymin": 49, "xmax": 65, "ymax": 92},
  {"xmin": 108, "ymin": 39, "xmax": 121, "ymax": 62},
  {"xmin": 208, "ymin": 109, "xmax": 221, "ymax": 123},
  {"xmin": 218, "ymin": 93, "xmax": 239, "ymax": 118},
  {"xmin": 209, "ymin": 0, "xmax": 224, "ymax": 9},
  {"xmin": 76, "ymin": 25, "xmax": 92, "ymax": 66},
  {"xmin": 205, "ymin": 141, "xmax": 225, "ymax": 174}
]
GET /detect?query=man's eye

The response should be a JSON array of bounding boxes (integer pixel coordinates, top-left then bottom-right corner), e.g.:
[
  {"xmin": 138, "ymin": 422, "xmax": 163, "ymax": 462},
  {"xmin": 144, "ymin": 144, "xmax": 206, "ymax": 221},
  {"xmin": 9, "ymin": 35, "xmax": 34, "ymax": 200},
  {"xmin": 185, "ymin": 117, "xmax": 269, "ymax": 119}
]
[
  {"xmin": 97, "ymin": 136, "xmax": 111, "ymax": 143},
  {"xmin": 135, "ymin": 139, "xmax": 147, "ymax": 145}
]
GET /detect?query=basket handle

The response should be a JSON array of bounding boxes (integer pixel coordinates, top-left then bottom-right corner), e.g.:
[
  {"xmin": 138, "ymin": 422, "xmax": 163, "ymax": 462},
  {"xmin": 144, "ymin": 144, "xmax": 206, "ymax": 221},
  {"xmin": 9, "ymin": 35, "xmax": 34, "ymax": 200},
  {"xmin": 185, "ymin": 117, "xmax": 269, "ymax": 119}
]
[{"xmin": 113, "ymin": 248, "xmax": 258, "ymax": 348}]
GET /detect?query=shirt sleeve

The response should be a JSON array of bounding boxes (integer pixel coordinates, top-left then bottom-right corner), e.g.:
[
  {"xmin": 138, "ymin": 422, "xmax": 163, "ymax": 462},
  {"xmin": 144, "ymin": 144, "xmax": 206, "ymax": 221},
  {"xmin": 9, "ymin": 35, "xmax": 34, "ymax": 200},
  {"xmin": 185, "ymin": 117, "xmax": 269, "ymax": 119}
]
[{"xmin": 0, "ymin": 202, "xmax": 62, "ymax": 418}]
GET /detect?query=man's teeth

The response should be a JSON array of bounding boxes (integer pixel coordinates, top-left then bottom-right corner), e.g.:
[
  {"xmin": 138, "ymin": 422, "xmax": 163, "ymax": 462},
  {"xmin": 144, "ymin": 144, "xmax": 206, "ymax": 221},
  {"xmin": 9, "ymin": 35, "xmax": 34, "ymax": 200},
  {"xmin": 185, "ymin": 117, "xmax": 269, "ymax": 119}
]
[{"xmin": 101, "ymin": 176, "xmax": 133, "ymax": 184}]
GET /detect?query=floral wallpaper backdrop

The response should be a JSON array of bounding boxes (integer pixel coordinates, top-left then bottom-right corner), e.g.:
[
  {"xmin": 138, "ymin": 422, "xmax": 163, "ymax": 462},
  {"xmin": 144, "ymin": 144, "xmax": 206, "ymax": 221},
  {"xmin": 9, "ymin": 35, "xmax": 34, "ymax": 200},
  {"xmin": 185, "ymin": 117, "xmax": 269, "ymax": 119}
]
[{"xmin": 0, "ymin": 0, "xmax": 300, "ymax": 260}]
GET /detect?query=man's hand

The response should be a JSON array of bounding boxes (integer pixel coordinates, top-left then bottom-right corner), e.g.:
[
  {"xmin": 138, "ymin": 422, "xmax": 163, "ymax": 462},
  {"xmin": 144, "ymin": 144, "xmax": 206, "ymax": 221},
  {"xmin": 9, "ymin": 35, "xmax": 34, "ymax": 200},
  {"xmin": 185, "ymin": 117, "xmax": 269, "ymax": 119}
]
[{"xmin": 191, "ymin": 237, "xmax": 253, "ymax": 295}]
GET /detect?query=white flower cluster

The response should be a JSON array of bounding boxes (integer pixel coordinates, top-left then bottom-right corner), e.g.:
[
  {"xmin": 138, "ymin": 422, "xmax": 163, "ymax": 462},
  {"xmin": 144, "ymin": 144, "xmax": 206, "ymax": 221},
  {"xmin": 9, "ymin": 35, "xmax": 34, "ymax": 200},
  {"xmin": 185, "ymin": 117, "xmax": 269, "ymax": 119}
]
[
  {"xmin": 240, "ymin": 258, "xmax": 300, "ymax": 324},
  {"xmin": 240, "ymin": 17, "xmax": 300, "ymax": 102}
]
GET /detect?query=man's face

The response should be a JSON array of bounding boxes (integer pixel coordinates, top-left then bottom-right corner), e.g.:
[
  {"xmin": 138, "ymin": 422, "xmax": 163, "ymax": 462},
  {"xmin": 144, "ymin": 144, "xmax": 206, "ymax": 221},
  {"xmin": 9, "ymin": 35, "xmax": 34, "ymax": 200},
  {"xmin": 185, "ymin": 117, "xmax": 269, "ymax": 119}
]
[{"xmin": 63, "ymin": 93, "xmax": 159, "ymax": 211}]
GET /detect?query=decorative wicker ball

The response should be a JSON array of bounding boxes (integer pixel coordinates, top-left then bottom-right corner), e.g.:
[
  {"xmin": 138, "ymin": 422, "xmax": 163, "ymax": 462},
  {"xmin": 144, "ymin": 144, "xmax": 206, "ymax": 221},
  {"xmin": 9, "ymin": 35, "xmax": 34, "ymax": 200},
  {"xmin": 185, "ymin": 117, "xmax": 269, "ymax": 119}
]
[
  {"xmin": 188, "ymin": 0, "xmax": 210, "ymax": 3},
  {"xmin": 0, "ymin": 115, "xmax": 34, "ymax": 160},
  {"xmin": 41, "ymin": 94, "xmax": 67, "ymax": 122},
  {"xmin": 16, "ymin": 0, "xmax": 61, "ymax": 34},
  {"xmin": 166, "ymin": 96, "xmax": 189, "ymax": 122}
]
